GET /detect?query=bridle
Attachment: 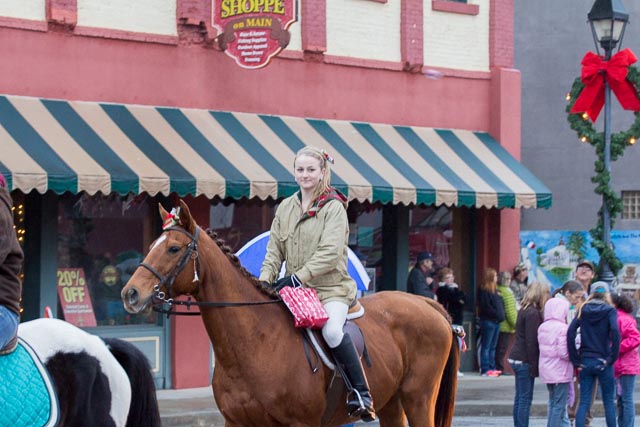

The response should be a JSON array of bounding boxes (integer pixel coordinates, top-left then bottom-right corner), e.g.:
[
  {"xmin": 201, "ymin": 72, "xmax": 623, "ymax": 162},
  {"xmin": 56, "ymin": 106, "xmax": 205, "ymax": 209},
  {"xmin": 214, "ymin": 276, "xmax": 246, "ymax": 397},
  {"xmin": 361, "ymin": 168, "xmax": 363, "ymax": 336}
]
[
  {"xmin": 136, "ymin": 225, "xmax": 280, "ymax": 316},
  {"xmin": 138, "ymin": 226, "xmax": 201, "ymax": 308}
]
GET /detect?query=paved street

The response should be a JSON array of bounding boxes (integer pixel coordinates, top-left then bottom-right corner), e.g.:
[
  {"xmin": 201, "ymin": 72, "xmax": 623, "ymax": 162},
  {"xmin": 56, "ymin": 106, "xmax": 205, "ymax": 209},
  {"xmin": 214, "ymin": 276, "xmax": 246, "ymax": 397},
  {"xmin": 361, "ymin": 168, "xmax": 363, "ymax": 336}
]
[
  {"xmin": 158, "ymin": 372, "xmax": 640, "ymax": 426},
  {"xmin": 450, "ymin": 416, "xmax": 640, "ymax": 427}
]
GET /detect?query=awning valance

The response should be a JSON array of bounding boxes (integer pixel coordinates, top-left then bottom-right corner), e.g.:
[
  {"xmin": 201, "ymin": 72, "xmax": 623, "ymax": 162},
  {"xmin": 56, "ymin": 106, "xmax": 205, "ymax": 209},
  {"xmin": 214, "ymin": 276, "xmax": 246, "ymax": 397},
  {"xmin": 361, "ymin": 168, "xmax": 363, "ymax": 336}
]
[{"xmin": 0, "ymin": 95, "xmax": 551, "ymax": 209}]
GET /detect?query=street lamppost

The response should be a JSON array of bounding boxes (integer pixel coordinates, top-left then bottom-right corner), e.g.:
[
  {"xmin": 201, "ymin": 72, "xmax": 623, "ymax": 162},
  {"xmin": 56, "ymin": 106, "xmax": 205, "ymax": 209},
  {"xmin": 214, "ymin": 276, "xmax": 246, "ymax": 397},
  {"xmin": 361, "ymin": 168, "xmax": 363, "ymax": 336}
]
[{"xmin": 587, "ymin": 0, "xmax": 629, "ymax": 285}]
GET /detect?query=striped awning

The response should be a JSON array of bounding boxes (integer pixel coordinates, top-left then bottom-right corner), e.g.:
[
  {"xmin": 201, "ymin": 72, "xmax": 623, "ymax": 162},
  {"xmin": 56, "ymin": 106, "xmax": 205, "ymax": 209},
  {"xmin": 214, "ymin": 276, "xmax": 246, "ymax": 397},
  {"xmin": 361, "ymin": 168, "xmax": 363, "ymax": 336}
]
[{"xmin": 0, "ymin": 95, "xmax": 551, "ymax": 209}]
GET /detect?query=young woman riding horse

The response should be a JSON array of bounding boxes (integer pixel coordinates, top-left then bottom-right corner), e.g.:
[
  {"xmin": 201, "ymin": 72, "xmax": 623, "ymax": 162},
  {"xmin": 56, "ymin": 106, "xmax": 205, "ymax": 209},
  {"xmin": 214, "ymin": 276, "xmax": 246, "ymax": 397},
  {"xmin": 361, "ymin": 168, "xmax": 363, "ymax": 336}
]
[
  {"xmin": 259, "ymin": 146, "xmax": 375, "ymax": 422},
  {"xmin": 123, "ymin": 196, "xmax": 460, "ymax": 427}
]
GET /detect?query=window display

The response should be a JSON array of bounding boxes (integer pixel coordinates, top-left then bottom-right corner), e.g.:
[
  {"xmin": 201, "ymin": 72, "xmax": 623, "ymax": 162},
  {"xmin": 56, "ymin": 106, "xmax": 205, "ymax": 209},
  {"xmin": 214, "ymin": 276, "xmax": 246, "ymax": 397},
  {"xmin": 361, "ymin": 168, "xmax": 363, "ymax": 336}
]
[{"xmin": 57, "ymin": 193, "xmax": 158, "ymax": 327}]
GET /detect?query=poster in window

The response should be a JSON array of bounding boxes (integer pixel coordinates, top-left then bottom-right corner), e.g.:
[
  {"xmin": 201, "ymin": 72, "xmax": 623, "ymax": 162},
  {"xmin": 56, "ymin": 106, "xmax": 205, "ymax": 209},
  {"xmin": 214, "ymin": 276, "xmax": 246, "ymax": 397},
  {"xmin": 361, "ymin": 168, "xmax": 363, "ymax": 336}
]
[{"xmin": 57, "ymin": 268, "xmax": 97, "ymax": 327}]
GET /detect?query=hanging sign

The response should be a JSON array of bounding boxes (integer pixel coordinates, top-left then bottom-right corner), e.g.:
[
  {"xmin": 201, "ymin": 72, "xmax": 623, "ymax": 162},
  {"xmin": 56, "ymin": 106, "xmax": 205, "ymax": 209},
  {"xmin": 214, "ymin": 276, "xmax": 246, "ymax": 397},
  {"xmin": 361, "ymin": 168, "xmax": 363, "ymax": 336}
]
[
  {"xmin": 213, "ymin": 0, "xmax": 297, "ymax": 69},
  {"xmin": 57, "ymin": 268, "xmax": 97, "ymax": 327}
]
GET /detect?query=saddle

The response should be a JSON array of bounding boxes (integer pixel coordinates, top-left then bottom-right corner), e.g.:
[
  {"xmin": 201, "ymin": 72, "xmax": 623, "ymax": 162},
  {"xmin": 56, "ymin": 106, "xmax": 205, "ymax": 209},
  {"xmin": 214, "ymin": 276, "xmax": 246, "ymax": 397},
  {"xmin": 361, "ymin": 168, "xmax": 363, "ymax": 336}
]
[{"xmin": 0, "ymin": 338, "xmax": 59, "ymax": 427}]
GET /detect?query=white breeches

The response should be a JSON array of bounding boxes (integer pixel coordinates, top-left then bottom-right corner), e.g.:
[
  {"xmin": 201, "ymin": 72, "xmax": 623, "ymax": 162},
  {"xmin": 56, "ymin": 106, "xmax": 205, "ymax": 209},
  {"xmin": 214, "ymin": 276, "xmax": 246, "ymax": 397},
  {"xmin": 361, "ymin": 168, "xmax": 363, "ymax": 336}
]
[{"xmin": 322, "ymin": 301, "xmax": 349, "ymax": 348}]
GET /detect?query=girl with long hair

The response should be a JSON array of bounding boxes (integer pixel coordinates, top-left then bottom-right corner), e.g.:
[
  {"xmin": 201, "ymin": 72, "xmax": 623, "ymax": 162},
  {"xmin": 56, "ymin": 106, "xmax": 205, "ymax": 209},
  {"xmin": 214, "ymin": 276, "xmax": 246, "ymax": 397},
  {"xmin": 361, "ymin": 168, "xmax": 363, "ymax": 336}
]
[
  {"xmin": 567, "ymin": 282, "xmax": 620, "ymax": 427},
  {"xmin": 477, "ymin": 268, "xmax": 505, "ymax": 376},
  {"xmin": 260, "ymin": 146, "xmax": 375, "ymax": 422},
  {"xmin": 509, "ymin": 281, "xmax": 550, "ymax": 427}
]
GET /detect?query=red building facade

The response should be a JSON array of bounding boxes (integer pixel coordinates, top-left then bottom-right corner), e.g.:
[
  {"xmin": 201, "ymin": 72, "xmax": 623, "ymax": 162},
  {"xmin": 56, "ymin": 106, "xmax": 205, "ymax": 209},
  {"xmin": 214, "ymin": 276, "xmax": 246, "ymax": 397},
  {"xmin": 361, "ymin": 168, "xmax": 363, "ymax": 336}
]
[{"xmin": 0, "ymin": 0, "xmax": 548, "ymax": 386}]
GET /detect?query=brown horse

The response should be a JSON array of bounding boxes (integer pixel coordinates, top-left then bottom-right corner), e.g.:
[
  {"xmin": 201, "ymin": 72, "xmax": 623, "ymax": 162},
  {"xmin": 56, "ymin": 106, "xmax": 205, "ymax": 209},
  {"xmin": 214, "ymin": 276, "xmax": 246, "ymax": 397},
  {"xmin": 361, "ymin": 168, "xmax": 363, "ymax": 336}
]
[{"xmin": 122, "ymin": 200, "xmax": 459, "ymax": 427}]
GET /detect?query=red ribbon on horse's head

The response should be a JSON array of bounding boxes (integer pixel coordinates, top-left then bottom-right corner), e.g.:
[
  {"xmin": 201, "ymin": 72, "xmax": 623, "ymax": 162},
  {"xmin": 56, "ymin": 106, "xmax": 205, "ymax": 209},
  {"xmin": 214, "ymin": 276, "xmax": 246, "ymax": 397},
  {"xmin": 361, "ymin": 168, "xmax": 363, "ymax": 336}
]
[
  {"xmin": 162, "ymin": 207, "xmax": 181, "ymax": 230},
  {"xmin": 570, "ymin": 48, "xmax": 640, "ymax": 122}
]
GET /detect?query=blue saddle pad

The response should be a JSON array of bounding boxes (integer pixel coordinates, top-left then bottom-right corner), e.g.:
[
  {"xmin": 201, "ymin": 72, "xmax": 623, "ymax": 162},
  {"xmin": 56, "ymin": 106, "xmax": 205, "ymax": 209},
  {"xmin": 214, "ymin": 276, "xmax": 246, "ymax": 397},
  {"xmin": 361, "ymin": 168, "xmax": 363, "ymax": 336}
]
[{"xmin": 0, "ymin": 338, "xmax": 59, "ymax": 427}]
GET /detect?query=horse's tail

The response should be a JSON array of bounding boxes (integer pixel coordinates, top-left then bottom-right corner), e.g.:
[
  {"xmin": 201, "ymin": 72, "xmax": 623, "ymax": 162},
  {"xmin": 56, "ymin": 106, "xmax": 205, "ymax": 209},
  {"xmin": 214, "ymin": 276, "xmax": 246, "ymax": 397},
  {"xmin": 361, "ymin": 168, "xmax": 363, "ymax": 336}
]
[
  {"xmin": 434, "ymin": 330, "xmax": 459, "ymax": 427},
  {"xmin": 104, "ymin": 338, "xmax": 162, "ymax": 427}
]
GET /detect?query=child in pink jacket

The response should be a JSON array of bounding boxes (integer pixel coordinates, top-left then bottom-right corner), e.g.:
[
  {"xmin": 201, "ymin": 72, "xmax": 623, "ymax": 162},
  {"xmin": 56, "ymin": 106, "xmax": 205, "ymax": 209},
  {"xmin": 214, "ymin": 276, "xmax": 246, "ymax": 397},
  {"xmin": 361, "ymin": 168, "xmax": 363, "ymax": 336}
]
[
  {"xmin": 538, "ymin": 297, "xmax": 573, "ymax": 427},
  {"xmin": 611, "ymin": 293, "xmax": 640, "ymax": 427}
]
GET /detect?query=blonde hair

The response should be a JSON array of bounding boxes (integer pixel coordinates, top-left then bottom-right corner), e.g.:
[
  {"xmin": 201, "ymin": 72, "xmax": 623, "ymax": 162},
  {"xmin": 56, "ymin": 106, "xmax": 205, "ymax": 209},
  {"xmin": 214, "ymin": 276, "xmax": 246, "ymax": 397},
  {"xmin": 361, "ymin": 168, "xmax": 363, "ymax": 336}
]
[
  {"xmin": 294, "ymin": 146, "xmax": 332, "ymax": 202},
  {"xmin": 521, "ymin": 282, "xmax": 550, "ymax": 311},
  {"xmin": 480, "ymin": 268, "xmax": 497, "ymax": 293},
  {"xmin": 577, "ymin": 290, "xmax": 612, "ymax": 318}
]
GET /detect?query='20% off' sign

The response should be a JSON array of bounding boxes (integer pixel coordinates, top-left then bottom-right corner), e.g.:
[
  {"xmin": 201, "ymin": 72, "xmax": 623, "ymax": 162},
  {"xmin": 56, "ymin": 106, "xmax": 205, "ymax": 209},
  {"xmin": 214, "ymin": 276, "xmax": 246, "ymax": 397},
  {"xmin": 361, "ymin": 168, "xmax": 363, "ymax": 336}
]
[{"xmin": 57, "ymin": 268, "xmax": 97, "ymax": 327}]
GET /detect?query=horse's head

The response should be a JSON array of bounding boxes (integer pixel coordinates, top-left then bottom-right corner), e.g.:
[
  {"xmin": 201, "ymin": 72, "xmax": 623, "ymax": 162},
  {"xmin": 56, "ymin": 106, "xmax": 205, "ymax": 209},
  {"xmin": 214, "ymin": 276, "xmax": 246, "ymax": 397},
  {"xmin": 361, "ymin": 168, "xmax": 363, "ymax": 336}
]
[{"xmin": 122, "ymin": 200, "xmax": 201, "ymax": 314}]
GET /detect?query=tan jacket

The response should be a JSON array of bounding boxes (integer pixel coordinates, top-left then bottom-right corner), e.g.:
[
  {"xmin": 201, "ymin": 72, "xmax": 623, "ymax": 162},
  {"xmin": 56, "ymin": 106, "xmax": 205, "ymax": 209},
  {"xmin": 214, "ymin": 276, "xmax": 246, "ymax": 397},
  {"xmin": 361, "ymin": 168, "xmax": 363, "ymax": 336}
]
[{"xmin": 259, "ymin": 193, "xmax": 356, "ymax": 305}]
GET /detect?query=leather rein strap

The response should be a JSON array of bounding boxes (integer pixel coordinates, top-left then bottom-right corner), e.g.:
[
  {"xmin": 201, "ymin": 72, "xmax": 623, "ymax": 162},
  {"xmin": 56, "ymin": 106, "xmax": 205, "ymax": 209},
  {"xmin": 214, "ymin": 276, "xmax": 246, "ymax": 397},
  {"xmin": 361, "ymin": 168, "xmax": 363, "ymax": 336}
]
[
  {"xmin": 136, "ymin": 226, "xmax": 280, "ymax": 317},
  {"xmin": 138, "ymin": 225, "xmax": 321, "ymax": 374}
]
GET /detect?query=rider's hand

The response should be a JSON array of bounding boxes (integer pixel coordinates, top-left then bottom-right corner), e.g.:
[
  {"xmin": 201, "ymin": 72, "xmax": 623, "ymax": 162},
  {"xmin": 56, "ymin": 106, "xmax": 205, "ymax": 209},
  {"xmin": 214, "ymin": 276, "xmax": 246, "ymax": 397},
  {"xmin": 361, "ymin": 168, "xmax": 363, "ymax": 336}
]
[
  {"xmin": 273, "ymin": 275, "xmax": 299, "ymax": 291},
  {"xmin": 260, "ymin": 281, "xmax": 271, "ymax": 290}
]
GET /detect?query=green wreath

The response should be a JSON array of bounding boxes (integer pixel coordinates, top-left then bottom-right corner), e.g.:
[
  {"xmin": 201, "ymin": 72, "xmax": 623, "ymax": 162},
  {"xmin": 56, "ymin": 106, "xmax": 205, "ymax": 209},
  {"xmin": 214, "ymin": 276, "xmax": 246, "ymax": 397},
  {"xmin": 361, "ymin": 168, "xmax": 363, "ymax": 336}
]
[{"xmin": 565, "ymin": 66, "xmax": 640, "ymax": 276}]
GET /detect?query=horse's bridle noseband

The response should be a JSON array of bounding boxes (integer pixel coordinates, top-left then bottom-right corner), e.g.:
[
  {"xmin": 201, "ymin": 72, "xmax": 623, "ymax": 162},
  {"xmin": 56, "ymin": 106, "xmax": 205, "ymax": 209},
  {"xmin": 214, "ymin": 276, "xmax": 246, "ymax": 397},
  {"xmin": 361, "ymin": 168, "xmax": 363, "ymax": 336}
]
[
  {"xmin": 138, "ymin": 226, "xmax": 201, "ymax": 307},
  {"xmin": 135, "ymin": 225, "xmax": 280, "ymax": 316}
]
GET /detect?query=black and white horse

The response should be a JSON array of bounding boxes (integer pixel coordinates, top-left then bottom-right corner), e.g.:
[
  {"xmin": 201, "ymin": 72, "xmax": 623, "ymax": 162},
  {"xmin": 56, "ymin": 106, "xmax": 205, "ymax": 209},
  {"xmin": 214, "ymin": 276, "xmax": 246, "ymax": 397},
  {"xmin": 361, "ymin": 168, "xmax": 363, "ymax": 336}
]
[{"xmin": 10, "ymin": 318, "xmax": 161, "ymax": 427}]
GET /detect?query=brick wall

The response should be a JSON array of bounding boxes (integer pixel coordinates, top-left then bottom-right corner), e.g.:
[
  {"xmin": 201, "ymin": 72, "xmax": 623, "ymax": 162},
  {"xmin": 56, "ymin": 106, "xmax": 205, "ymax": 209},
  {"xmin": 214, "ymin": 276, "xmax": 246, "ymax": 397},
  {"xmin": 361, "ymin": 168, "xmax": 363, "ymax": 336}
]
[
  {"xmin": 326, "ymin": 0, "xmax": 400, "ymax": 62},
  {"xmin": 77, "ymin": 0, "xmax": 177, "ymax": 35},
  {"xmin": 424, "ymin": 0, "xmax": 490, "ymax": 71},
  {"xmin": 0, "ymin": 0, "xmax": 45, "ymax": 20},
  {"xmin": 0, "ymin": 0, "xmax": 495, "ymax": 72},
  {"xmin": 489, "ymin": 0, "xmax": 513, "ymax": 68}
]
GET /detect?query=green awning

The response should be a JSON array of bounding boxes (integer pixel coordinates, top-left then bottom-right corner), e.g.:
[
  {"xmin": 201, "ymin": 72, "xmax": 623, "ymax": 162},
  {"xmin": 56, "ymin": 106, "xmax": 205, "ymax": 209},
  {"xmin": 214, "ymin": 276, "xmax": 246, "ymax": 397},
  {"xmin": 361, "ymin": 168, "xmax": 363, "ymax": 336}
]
[{"xmin": 0, "ymin": 94, "xmax": 551, "ymax": 208}]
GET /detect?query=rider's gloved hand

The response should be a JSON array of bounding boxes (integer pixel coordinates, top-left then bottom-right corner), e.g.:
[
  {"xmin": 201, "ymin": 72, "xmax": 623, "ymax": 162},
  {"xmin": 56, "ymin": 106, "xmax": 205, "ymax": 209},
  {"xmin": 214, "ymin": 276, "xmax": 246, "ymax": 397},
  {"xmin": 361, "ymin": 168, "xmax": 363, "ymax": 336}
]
[
  {"xmin": 273, "ymin": 275, "xmax": 299, "ymax": 291},
  {"xmin": 259, "ymin": 281, "xmax": 271, "ymax": 290}
]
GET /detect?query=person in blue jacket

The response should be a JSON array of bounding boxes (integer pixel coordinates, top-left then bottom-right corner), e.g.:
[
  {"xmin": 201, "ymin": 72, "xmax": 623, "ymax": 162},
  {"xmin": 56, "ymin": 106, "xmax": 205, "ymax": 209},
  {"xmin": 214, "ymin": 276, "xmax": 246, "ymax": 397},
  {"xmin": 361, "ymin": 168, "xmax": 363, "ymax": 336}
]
[{"xmin": 567, "ymin": 281, "xmax": 620, "ymax": 427}]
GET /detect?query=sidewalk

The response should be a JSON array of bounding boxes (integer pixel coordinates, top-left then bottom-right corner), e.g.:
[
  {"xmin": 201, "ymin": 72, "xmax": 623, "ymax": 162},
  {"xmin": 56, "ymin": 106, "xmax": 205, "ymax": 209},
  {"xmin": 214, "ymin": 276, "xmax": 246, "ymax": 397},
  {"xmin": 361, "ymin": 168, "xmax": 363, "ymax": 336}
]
[{"xmin": 157, "ymin": 372, "xmax": 640, "ymax": 426}]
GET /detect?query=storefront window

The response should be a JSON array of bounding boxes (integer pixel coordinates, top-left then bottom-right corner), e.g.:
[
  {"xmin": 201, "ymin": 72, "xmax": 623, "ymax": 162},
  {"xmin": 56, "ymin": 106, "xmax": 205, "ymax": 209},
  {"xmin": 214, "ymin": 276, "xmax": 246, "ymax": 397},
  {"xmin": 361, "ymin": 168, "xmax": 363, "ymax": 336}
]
[
  {"xmin": 346, "ymin": 204, "xmax": 454, "ymax": 291},
  {"xmin": 347, "ymin": 203, "xmax": 383, "ymax": 292},
  {"xmin": 210, "ymin": 199, "xmax": 274, "ymax": 252},
  {"xmin": 57, "ymin": 193, "xmax": 158, "ymax": 327},
  {"xmin": 408, "ymin": 205, "xmax": 452, "ymax": 271},
  {"xmin": 207, "ymin": 200, "xmax": 454, "ymax": 295}
]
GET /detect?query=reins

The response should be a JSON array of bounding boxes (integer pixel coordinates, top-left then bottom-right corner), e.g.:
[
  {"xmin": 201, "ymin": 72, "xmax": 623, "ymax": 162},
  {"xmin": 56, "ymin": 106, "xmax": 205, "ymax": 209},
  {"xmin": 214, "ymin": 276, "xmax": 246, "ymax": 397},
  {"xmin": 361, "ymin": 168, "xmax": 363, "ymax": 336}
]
[{"xmin": 137, "ymin": 225, "xmax": 281, "ymax": 317}]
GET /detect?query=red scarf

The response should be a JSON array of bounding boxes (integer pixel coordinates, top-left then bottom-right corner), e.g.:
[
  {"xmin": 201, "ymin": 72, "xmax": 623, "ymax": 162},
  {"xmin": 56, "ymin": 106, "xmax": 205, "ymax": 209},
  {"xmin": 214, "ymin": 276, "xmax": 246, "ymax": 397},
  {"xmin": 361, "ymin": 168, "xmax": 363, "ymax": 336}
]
[{"xmin": 300, "ymin": 188, "xmax": 347, "ymax": 220}]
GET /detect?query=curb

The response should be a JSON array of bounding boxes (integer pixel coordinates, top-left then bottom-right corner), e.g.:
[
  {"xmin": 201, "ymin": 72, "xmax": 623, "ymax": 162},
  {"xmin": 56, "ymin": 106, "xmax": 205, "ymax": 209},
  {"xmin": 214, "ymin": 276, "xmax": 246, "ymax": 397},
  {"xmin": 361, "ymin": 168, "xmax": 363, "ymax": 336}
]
[{"xmin": 157, "ymin": 375, "xmax": 640, "ymax": 426}]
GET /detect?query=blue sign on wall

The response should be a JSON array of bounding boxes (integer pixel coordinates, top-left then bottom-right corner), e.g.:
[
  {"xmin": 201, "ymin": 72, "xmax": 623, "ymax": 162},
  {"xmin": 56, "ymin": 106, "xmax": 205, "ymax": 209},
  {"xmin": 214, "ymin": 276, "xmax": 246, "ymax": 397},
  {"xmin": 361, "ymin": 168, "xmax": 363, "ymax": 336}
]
[{"xmin": 519, "ymin": 230, "xmax": 640, "ymax": 292}]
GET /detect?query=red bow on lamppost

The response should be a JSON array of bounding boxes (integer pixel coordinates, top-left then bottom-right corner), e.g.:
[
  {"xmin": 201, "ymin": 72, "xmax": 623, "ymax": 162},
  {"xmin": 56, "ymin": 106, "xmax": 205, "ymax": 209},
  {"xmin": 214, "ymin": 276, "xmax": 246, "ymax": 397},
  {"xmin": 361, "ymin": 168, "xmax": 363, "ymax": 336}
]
[{"xmin": 570, "ymin": 48, "xmax": 640, "ymax": 122}]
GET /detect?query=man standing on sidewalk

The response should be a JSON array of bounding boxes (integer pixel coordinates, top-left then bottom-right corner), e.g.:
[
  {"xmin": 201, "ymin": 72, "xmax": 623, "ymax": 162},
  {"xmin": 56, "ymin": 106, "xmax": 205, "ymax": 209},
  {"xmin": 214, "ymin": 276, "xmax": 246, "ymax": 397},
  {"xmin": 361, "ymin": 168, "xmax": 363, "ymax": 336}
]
[
  {"xmin": 575, "ymin": 261, "xmax": 595, "ymax": 297},
  {"xmin": 407, "ymin": 252, "xmax": 436, "ymax": 299}
]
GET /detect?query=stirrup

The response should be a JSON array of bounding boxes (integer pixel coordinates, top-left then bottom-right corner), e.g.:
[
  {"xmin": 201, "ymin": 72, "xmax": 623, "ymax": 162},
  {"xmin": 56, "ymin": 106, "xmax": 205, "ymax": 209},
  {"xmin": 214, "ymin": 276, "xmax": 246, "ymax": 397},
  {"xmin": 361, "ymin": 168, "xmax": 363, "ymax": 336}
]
[{"xmin": 347, "ymin": 390, "xmax": 376, "ymax": 421}]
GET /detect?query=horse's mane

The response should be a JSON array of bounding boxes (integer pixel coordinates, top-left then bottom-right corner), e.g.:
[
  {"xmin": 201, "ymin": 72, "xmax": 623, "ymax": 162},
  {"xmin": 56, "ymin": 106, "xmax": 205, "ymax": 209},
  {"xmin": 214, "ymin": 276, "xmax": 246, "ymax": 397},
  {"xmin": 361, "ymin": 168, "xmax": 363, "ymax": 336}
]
[{"xmin": 204, "ymin": 228, "xmax": 279, "ymax": 299}]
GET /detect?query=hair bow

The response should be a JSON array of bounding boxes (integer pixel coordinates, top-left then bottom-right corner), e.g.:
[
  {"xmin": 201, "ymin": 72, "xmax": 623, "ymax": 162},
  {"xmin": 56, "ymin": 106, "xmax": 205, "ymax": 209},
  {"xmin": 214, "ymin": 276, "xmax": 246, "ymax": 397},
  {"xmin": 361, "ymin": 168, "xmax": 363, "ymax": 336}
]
[{"xmin": 321, "ymin": 149, "xmax": 335, "ymax": 165}]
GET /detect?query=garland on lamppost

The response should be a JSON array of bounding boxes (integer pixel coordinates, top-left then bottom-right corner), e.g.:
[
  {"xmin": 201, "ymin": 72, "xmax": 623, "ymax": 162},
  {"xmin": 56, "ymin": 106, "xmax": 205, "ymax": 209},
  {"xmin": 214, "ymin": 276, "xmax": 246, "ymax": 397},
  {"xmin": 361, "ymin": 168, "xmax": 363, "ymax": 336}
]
[{"xmin": 565, "ymin": 65, "xmax": 640, "ymax": 275}]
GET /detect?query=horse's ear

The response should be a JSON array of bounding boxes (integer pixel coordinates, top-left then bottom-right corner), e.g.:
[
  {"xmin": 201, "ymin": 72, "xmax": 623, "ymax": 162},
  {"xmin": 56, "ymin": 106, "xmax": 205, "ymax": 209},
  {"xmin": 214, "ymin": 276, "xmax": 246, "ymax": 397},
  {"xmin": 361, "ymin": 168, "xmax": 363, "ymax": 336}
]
[
  {"xmin": 158, "ymin": 203, "xmax": 170, "ymax": 221},
  {"xmin": 178, "ymin": 200, "xmax": 196, "ymax": 234}
]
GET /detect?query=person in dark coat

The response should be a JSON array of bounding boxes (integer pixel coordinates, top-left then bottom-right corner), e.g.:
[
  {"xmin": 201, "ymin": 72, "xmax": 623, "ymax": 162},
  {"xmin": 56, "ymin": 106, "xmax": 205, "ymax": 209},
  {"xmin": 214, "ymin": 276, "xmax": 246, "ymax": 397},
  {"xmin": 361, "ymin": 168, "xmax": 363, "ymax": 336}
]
[
  {"xmin": 407, "ymin": 251, "xmax": 435, "ymax": 299},
  {"xmin": 509, "ymin": 281, "xmax": 549, "ymax": 427},
  {"xmin": 436, "ymin": 267, "xmax": 465, "ymax": 325},
  {"xmin": 0, "ymin": 175, "xmax": 23, "ymax": 354},
  {"xmin": 478, "ymin": 268, "xmax": 505, "ymax": 376},
  {"xmin": 567, "ymin": 282, "xmax": 620, "ymax": 427}
]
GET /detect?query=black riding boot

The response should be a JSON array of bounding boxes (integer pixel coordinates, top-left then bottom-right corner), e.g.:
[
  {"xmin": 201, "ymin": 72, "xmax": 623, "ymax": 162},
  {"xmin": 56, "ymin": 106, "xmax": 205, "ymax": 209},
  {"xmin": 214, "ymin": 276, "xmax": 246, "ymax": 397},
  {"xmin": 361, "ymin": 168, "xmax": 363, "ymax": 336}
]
[{"xmin": 330, "ymin": 334, "xmax": 376, "ymax": 422}]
